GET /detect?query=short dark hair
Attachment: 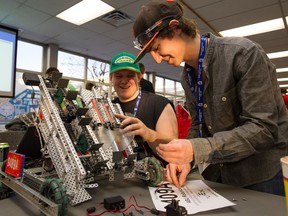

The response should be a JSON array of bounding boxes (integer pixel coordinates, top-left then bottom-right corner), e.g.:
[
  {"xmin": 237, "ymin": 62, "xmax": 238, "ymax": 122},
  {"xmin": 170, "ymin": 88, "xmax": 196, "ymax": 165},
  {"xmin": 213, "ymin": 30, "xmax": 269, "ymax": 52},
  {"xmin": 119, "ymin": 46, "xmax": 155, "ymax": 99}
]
[
  {"xmin": 86, "ymin": 82, "xmax": 95, "ymax": 90},
  {"xmin": 139, "ymin": 62, "xmax": 145, "ymax": 74},
  {"xmin": 45, "ymin": 67, "xmax": 59, "ymax": 75}
]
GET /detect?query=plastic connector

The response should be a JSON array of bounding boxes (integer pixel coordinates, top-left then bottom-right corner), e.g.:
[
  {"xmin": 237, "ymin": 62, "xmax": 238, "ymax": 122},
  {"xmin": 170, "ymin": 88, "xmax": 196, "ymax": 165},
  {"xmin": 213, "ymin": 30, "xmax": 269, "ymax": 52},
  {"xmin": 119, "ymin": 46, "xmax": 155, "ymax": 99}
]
[
  {"xmin": 86, "ymin": 206, "xmax": 96, "ymax": 214},
  {"xmin": 165, "ymin": 199, "xmax": 187, "ymax": 216},
  {"xmin": 150, "ymin": 208, "xmax": 160, "ymax": 215},
  {"xmin": 104, "ymin": 195, "xmax": 125, "ymax": 210}
]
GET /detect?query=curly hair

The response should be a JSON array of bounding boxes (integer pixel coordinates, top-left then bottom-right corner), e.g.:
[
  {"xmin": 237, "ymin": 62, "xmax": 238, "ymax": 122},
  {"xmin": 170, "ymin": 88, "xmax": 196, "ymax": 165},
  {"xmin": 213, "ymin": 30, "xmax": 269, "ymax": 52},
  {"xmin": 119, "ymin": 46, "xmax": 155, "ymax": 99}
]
[{"xmin": 157, "ymin": 17, "xmax": 198, "ymax": 39}]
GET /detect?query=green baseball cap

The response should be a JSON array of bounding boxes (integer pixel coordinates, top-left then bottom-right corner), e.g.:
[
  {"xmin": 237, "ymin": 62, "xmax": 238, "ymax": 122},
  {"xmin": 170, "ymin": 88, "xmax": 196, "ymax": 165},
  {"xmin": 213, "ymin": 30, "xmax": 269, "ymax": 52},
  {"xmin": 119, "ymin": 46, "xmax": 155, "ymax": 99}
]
[{"xmin": 110, "ymin": 52, "xmax": 140, "ymax": 74}]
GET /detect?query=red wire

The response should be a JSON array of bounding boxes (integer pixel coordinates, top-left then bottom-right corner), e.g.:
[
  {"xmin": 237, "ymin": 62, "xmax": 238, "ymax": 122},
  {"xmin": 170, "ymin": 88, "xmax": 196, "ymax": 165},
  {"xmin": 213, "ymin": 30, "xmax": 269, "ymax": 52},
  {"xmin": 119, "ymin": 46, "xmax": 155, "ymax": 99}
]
[
  {"xmin": 87, "ymin": 194, "xmax": 152, "ymax": 216},
  {"xmin": 128, "ymin": 194, "xmax": 151, "ymax": 211}
]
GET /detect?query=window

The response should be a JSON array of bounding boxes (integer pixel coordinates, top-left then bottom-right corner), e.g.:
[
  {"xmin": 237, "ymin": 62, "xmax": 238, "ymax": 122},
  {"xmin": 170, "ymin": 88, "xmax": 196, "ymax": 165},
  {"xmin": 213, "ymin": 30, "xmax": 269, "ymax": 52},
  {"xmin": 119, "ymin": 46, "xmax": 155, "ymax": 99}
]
[
  {"xmin": 17, "ymin": 40, "xmax": 43, "ymax": 72},
  {"xmin": 58, "ymin": 51, "xmax": 85, "ymax": 79},
  {"xmin": 176, "ymin": 82, "xmax": 184, "ymax": 95},
  {"xmin": 154, "ymin": 76, "xmax": 185, "ymax": 107},
  {"xmin": 68, "ymin": 80, "xmax": 85, "ymax": 91},
  {"xmin": 165, "ymin": 79, "xmax": 175, "ymax": 94},
  {"xmin": 87, "ymin": 59, "xmax": 110, "ymax": 83},
  {"xmin": 155, "ymin": 76, "xmax": 164, "ymax": 93}
]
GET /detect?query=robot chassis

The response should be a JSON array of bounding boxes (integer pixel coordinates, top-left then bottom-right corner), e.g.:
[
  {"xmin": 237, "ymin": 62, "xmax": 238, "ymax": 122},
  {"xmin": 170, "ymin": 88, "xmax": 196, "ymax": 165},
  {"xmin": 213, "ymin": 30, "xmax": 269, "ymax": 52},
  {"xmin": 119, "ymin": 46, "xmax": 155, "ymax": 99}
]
[{"xmin": 0, "ymin": 73, "xmax": 164, "ymax": 216}]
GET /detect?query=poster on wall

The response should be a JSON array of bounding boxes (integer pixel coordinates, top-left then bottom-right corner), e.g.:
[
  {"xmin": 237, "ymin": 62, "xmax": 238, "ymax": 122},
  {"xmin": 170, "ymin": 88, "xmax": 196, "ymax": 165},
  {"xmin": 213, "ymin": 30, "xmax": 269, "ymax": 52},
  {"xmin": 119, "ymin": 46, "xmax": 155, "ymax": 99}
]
[{"xmin": 0, "ymin": 72, "xmax": 40, "ymax": 129}]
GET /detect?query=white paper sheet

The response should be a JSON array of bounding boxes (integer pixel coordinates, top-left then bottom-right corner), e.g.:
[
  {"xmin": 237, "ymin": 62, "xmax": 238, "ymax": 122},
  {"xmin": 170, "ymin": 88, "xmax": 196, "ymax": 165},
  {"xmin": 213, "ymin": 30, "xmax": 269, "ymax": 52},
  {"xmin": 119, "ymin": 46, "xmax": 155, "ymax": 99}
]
[{"xmin": 148, "ymin": 180, "xmax": 235, "ymax": 214}]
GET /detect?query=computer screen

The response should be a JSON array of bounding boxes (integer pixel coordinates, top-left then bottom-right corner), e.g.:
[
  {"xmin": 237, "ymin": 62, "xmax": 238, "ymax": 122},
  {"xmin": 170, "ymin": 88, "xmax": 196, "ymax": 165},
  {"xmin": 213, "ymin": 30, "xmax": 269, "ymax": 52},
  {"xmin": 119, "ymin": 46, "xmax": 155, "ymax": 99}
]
[{"xmin": 0, "ymin": 24, "xmax": 18, "ymax": 98}]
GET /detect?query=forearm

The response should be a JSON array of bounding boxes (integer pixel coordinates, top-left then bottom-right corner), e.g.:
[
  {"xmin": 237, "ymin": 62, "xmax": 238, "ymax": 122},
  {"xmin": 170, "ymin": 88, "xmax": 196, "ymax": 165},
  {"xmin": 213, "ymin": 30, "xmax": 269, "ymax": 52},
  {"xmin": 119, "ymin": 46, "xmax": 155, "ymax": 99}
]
[
  {"xmin": 191, "ymin": 125, "xmax": 268, "ymax": 166},
  {"xmin": 145, "ymin": 129, "xmax": 177, "ymax": 153}
]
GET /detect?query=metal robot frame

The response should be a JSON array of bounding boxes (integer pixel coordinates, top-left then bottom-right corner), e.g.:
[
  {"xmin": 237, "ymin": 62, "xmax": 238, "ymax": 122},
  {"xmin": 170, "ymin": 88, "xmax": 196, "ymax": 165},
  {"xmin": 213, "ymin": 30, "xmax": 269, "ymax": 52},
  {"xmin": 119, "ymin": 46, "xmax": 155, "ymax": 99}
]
[{"xmin": 0, "ymin": 73, "xmax": 164, "ymax": 216}]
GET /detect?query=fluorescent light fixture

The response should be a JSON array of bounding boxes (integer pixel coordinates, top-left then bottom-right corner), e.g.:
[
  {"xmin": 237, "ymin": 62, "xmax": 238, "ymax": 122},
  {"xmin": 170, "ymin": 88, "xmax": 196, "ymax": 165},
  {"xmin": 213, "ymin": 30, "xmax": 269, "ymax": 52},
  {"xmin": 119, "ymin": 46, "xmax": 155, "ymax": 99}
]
[
  {"xmin": 220, "ymin": 17, "xmax": 286, "ymax": 37},
  {"xmin": 267, "ymin": 51, "xmax": 288, "ymax": 59},
  {"xmin": 279, "ymin": 84, "xmax": 288, "ymax": 88},
  {"xmin": 56, "ymin": 0, "xmax": 115, "ymax": 25},
  {"xmin": 277, "ymin": 68, "xmax": 288, "ymax": 73},
  {"xmin": 277, "ymin": 78, "xmax": 288, "ymax": 82}
]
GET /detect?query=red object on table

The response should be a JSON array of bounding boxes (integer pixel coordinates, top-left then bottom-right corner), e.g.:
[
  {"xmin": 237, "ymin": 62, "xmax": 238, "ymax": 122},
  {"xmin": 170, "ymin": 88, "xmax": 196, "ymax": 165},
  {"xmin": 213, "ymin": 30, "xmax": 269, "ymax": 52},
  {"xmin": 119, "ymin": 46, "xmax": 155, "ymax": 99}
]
[{"xmin": 5, "ymin": 151, "xmax": 26, "ymax": 178}]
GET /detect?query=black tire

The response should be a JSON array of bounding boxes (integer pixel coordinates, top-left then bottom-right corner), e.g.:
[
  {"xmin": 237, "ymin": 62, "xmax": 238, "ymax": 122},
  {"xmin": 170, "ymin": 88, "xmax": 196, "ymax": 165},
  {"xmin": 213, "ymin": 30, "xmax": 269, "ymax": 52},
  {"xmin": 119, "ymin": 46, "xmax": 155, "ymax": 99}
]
[{"xmin": 40, "ymin": 178, "xmax": 69, "ymax": 216}]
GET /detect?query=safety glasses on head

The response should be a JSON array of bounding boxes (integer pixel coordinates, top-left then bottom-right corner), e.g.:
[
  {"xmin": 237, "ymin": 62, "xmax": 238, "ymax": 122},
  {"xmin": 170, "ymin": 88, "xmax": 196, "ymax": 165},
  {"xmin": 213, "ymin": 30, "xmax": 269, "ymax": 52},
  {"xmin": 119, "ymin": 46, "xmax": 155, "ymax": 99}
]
[{"xmin": 133, "ymin": 15, "xmax": 179, "ymax": 50}]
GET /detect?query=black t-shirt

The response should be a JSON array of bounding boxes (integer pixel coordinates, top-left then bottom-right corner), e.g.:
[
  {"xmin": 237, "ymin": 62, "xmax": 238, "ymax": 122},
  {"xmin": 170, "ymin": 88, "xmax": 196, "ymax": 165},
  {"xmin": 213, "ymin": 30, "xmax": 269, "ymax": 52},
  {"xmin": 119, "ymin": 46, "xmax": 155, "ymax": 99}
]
[
  {"xmin": 140, "ymin": 78, "xmax": 155, "ymax": 94},
  {"xmin": 113, "ymin": 91, "xmax": 173, "ymax": 165}
]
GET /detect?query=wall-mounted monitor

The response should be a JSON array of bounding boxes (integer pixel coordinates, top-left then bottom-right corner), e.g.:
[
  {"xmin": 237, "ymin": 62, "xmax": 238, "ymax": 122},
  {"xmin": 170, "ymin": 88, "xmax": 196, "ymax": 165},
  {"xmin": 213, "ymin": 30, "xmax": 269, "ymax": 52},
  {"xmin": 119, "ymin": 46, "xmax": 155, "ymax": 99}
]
[{"xmin": 0, "ymin": 24, "xmax": 18, "ymax": 98}]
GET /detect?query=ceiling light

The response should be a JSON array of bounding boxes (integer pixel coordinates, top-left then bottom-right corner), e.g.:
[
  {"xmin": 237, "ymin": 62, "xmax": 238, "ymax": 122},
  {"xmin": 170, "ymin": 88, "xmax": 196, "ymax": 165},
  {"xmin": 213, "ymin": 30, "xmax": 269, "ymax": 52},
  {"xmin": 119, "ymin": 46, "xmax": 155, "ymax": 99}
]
[
  {"xmin": 277, "ymin": 67, "xmax": 288, "ymax": 73},
  {"xmin": 56, "ymin": 0, "xmax": 115, "ymax": 25},
  {"xmin": 267, "ymin": 51, "xmax": 288, "ymax": 59},
  {"xmin": 277, "ymin": 78, "xmax": 288, "ymax": 82},
  {"xmin": 220, "ymin": 17, "xmax": 286, "ymax": 37},
  {"xmin": 279, "ymin": 84, "xmax": 288, "ymax": 88}
]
